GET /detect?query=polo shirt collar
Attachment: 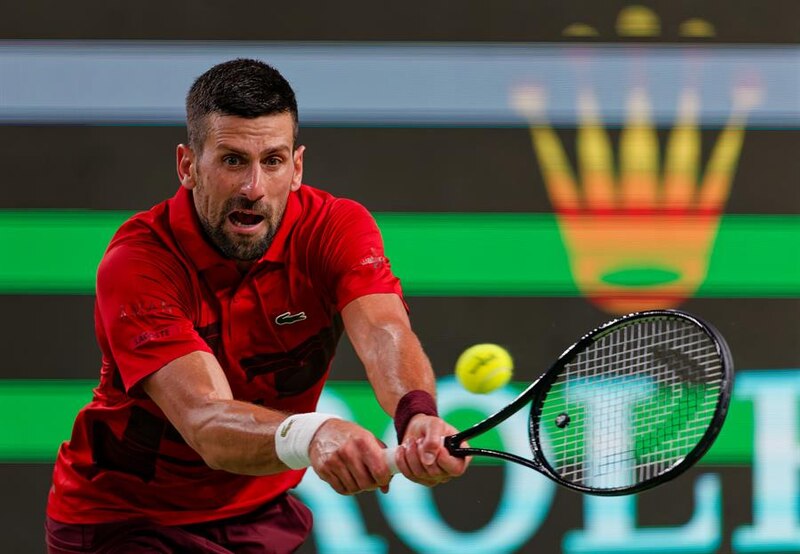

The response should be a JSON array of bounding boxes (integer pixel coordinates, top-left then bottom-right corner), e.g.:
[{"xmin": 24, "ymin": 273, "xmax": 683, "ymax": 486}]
[{"xmin": 168, "ymin": 186, "xmax": 302, "ymax": 272}]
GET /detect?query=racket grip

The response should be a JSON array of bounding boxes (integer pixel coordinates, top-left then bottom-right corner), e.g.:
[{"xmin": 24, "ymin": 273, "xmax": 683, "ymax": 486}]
[{"xmin": 384, "ymin": 446, "xmax": 400, "ymax": 475}]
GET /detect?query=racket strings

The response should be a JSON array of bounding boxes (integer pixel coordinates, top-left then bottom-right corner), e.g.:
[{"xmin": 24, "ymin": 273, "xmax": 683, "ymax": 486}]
[{"xmin": 537, "ymin": 316, "xmax": 724, "ymax": 490}]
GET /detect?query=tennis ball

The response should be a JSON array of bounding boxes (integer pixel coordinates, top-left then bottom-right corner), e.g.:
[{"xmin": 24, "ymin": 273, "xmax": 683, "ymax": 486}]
[{"xmin": 455, "ymin": 343, "xmax": 513, "ymax": 394}]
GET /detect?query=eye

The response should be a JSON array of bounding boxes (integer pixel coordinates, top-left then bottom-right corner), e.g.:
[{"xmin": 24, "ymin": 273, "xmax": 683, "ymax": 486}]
[
  {"xmin": 222, "ymin": 155, "xmax": 243, "ymax": 166},
  {"xmin": 265, "ymin": 156, "xmax": 282, "ymax": 167}
]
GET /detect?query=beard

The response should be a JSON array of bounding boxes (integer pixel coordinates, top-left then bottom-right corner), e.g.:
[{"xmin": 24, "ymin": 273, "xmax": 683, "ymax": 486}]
[{"xmin": 196, "ymin": 194, "xmax": 283, "ymax": 262}]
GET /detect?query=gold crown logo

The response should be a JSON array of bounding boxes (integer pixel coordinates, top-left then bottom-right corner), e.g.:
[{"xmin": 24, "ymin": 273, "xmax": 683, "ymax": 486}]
[
  {"xmin": 564, "ymin": 5, "xmax": 716, "ymax": 39},
  {"xmin": 512, "ymin": 83, "xmax": 760, "ymax": 314}
]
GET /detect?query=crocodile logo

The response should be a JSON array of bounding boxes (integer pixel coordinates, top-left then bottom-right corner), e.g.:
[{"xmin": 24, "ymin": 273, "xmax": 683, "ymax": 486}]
[{"xmin": 275, "ymin": 311, "xmax": 307, "ymax": 326}]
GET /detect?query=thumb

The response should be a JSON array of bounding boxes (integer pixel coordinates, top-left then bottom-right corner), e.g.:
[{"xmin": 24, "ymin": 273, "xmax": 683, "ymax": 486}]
[{"xmin": 417, "ymin": 438, "xmax": 437, "ymax": 466}]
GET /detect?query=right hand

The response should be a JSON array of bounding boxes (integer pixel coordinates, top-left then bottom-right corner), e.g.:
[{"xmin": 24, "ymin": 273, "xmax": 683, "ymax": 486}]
[
  {"xmin": 308, "ymin": 419, "xmax": 393, "ymax": 495},
  {"xmin": 391, "ymin": 414, "xmax": 469, "ymax": 487}
]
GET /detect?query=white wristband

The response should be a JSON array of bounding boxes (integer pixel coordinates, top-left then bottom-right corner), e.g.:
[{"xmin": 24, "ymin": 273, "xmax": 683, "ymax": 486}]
[{"xmin": 275, "ymin": 412, "xmax": 340, "ymax": 469}]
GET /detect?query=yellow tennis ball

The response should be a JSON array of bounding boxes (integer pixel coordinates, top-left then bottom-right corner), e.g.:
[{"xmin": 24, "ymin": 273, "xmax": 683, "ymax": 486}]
[{"xmin": 455, "ymin": 343, "xmax": 514, "ymax": 394}]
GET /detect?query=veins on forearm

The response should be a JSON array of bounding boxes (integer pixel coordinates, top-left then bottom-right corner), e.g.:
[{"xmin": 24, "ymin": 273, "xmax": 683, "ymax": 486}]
[
  {"xmin": 189, "ymin": 399, "xmax": 288, "ymax": 475},
  {"xmin": 362, "ymin": 324, "xmax": 436, "ymax": 416}
]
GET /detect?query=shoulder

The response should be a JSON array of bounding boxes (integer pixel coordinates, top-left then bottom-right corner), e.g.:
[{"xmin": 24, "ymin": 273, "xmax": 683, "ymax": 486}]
[
  {"xmin": 102, "ymin": 204, "xmax": 169, "ymax": 267},
  {"xmin": 296, "ymin": 184, "xmax": 376, "ymax": 230},
  {"xmin": 98, "ymin": 204, "xmax": 190, "ymax": 293},
  {"xmin": 291, "ymin": 186, "xmax": 382, "ymax": 263},
  {"xmin": 106, "ymin": 197, "xmax": 171, "ymax": 252}
]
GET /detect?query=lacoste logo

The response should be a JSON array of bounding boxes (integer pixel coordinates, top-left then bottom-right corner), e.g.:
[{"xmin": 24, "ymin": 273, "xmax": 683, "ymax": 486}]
[
  {"xmin": 275, "ymin": 311, "xmax": 307, "ymax": 326},
  {"xmin": 280, "ymin": 418, "xmax": 295, "ymax": 438}
]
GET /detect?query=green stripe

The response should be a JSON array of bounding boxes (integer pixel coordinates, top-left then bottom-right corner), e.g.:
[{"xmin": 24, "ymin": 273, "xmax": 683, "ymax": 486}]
[
  {"xmin": 0, "ymin": 211, "xmax": 797, "ymax": 296},
  {"xmin": 0, "ymin": 379, "xmax": 752, "ymax": 465}
]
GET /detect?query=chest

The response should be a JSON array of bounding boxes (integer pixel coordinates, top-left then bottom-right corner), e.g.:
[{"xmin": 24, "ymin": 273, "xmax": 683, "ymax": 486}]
[{"xmin": 192, "ymin": 264, "xmax": 341, "ymax": 407}]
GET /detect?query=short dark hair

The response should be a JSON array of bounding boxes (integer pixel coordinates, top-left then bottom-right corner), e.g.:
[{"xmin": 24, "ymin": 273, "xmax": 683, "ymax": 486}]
[{"xmin": 186, "ymin": 58, "xmax": 299, "ymax": 150}]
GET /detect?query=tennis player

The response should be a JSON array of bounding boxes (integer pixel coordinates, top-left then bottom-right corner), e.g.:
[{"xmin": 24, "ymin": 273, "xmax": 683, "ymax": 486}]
[{"xmin": 45, "ymin": 58, "xmax": 467, "ymax": 553}]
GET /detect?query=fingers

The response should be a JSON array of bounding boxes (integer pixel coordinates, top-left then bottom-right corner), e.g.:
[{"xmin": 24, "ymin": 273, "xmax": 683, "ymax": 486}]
[
  {"xmin": 398, "ymin": 439, "xmax": 437, "ymax": 479},
  {"xmin": 395, "ymin": 416, "xmax": 469, "ymax": 486},
  {"xmin": 315, "ymin": 453, "xmax": 390, "ymax": 495},
  {"xmin": 316, "ymin": 445, "xmax": 392, "ymax": 494},
  {"xmin": 309, "ymin": 420, "xmax": 394, "ymax": 495},
  {"xmin": 396, "ymin": 440, "xmax": 450, "ymax": 486},
  {"xmin": 416, "ymin": 431, "xmax": 441, "ymax": 466},
  {"xmin": 395, "ymin": 438, "xmax": 468, "ymax": 484}
]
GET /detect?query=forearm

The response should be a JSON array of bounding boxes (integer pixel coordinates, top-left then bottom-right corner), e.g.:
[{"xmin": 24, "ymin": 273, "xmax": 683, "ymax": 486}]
[
  {"xmin": 142, "ymin": 351, "xmax": 298, "ymax": 476},
  {"xmin": 358, "ymin": 322, "xmax": 437, "ymax": 416},
  {"xmin": 341, "ymin": 294, "xmax": 437, "ymax": 417},
  {"xmin": 183, "ymin": 398, "xmax": 288, "ymax": 475}
]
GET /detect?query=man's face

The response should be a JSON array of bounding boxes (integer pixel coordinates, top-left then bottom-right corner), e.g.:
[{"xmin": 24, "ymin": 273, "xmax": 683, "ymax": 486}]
[{"xmin": 177, "ymin": 112, "xmax": 304, "ymax": 262}]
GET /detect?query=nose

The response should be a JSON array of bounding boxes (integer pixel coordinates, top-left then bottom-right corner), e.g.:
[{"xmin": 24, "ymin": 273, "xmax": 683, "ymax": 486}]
[{"xmin": 239, "ymin": 165, "xmax": 266, "ymax": 201}]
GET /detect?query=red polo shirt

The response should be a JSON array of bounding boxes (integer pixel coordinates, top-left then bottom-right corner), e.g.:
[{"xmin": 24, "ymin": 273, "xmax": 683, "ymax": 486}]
[{"xmin": 47, "ymin": 184, "xmax": 403, "ymax": 525}]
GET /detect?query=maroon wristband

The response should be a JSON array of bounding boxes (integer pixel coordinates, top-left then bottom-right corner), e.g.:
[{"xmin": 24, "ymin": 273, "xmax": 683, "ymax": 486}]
[{"xmin": 394, "ymin": 390, "xmax": 438, "ymax": 443}]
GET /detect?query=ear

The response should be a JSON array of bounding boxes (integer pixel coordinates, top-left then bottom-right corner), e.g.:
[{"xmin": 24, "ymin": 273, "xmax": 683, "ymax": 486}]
[
  {"xmin": 176, "ymin": 144, "xmax": 197, "ymax": 190},
  {"xmin": 290, "ymin": 145, "xmax": 305, "ymax": 192}
]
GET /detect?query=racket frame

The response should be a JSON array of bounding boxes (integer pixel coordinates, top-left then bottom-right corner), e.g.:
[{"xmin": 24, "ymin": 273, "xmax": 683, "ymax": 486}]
[{"xmin": 444, "ymin": 309, "xmax": 734, "ymax": 495}]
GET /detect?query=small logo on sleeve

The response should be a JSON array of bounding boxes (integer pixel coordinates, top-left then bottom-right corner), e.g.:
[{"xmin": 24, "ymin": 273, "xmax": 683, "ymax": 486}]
[
  {"xmin": 275, "ymin": 311, "xmax": 307, "ymax": 326},
  {"xmin": 131, "ymin": 325, "xmax": 179, "ymax": 348},
  {"xmin": 359, "ymin": 247, "xmax": 388, "ymax": 269}
]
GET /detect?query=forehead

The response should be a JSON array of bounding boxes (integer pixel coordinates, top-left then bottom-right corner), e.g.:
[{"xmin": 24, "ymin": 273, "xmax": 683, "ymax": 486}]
[{"xmin": 202, "ymin": 112, "xmax": 295, "ymax": 152}]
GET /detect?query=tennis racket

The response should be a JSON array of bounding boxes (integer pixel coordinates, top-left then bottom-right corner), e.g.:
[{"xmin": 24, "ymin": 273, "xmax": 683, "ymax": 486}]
[{"xmin": 386, "ymin": 309, "xmax": 733, "ymax": 495}]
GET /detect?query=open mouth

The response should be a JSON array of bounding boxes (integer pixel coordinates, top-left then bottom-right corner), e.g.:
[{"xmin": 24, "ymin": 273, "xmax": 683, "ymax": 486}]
[{"xmin": 228, "ymin": 210, "xmax": 265, "ymax": 230}]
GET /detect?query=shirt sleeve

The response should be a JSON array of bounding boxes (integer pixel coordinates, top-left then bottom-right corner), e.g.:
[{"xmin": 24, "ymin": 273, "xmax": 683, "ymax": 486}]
[
  {"xmin": 316, "ymin": 199, "xmax": 405, "ymax": 312},
  {"xmin": 95, "ymin": 239, "xmax": 213, "ymax": 393}
]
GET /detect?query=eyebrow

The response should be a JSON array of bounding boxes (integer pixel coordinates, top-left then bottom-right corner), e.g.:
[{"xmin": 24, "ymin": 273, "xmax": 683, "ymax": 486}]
[{"xmin": 216, "ymin": 144, "xmax": 291, "ymax": 157}]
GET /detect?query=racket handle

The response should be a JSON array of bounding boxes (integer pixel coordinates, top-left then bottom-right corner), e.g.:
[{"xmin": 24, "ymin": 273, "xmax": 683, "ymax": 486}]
[{"xmin": 384, "ymin": 446, "xmax": 400, "ymax": 475}]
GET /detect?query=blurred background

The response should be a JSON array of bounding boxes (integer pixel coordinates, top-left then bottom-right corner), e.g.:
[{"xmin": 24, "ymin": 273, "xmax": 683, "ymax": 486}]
[{"xmin": 0, "ymin": 1, "xmax": 798, "ymax": 552}]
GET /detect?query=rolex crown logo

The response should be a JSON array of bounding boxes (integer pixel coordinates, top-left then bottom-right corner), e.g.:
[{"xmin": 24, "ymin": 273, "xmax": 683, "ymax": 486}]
[{"xmin": 512, "ymin": 83, "xmax": 760, "ymax": 314}]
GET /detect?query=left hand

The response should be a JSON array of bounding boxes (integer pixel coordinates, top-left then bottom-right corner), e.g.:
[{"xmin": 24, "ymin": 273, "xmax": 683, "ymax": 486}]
[
  {"xmin": 309, "ymin": 419, "xmax": 393, "ymax": 495},
  {"xmin": 392, "ymin": 414, "xmax": 469, "ymax": 486}
]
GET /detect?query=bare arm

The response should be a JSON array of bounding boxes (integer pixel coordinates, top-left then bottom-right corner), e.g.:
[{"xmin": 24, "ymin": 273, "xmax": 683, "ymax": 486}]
[
  {"xmin": 142, "ymin": 350, "xmax": 289, "ymax": 475},
  {"xmin": 341, "ymin": 293, "xmax": 435, "ymax": 415},
  {"xmin": 341, "ymin": 293, "xmax": 469, "ymax": 485},
  {"xmin": 143, "ymin": 350, "xmax": 394, "ymax": 493}
]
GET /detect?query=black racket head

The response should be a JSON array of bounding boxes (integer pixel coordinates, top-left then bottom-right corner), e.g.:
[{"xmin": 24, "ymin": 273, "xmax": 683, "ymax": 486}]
[{"xmin": 529, "ymin": 309, "xmax": 733, "ymax": 495}]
